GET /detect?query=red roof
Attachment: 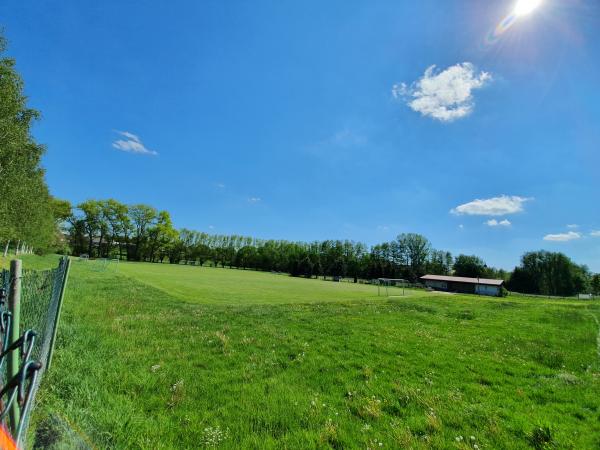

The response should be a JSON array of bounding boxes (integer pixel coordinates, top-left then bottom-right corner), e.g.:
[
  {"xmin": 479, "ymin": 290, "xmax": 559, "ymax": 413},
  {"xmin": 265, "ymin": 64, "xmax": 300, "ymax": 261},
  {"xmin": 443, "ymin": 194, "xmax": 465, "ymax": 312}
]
[{"xmin": 420, "ymin": 274, "xmax": 504, "ymax": 286}]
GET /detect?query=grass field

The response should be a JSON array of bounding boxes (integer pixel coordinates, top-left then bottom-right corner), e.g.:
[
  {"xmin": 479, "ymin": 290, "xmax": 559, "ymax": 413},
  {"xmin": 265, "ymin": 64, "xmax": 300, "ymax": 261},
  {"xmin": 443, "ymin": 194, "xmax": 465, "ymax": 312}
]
[{"xmin": 11, "ymin": 256, "xmax": 600, "ymax": 449}]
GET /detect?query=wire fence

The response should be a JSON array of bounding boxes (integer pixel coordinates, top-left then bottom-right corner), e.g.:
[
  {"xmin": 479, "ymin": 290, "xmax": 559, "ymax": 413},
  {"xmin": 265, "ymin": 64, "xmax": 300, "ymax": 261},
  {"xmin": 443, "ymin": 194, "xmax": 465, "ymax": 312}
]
[{"xmin": 0, "ymin": 256, "xmax": 70, "ymax": 448}]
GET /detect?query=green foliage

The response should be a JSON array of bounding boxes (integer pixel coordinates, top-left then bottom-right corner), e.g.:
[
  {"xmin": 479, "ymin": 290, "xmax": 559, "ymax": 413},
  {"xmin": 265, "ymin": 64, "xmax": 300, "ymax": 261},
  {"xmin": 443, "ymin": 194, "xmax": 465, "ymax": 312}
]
[
  {"xmin": 0, "ymin": 33, "xmax": 61, "ymax": 252},
  {"xmin": 30, "ymin": 258, "xmax": 600, "ymax": 449},
  {"xmin": 591, "ymin": 274, "xmax": 600, "ymax": 296},
  {"xmin": 508, "ymin": 251, "xmax": 591, "ymax": 297},
  {"xmin": 50, "ymin": 198, "xmax": 72, "ymax": 224},
  {"xmin": 453, "ymin": 254, "xmax": 487, "ymax": 278}
]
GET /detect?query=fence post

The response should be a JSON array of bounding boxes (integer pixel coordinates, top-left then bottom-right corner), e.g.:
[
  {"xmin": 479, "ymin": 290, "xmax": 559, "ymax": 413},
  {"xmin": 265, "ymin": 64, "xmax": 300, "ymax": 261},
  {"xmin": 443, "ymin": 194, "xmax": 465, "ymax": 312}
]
[
  {"xmin": 47, "ymin": 257, "xmax": 71, "ymax": 371},
  {"xmin": 7, "ymin": 259, "xmax": 22, "ymax": 435},
  {"xmin": 3, "ymin": 240, "xmax": 9, "ymax": 258}
]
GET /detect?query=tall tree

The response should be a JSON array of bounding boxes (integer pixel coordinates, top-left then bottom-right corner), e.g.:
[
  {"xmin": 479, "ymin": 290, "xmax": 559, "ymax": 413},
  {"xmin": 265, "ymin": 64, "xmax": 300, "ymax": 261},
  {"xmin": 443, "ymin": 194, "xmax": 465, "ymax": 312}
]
[
  {"xmin": 77, "ymin": 200, "xmax": 103, "ymax": 257},
  {"xmin": 0, "ymin": 33, "xmax": 57, "ymax": 251},
  {"xmin": 129, "ymin": 204, "xmax": 158, "ymax": 260},
  {"xmin": 396, "ymin": 233, "xmax": 431, "ymax": 280},
  {"xmin": 453, "ymin": 254, "xmax": 487, "ymax": 278},
  {"xmin": 592, "ymin": 274, "xmax": 600, "ymax": 296}
]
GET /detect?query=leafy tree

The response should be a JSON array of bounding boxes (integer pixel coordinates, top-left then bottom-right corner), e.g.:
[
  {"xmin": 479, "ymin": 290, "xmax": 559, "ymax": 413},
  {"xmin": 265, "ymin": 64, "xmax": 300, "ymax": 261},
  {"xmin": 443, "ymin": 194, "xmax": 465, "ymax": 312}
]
[
  {"xmin": 507, "ymin": 251, "xmax": 590, "ymax": 296},
  {"xmin": 0, "ymin": 33, "xmax": 57, "ymax": 251},
  {"xmin": 453, "ymin": 255, "xmax": 487, "ymax": 278},
  {"xmin": 427, "ymin": 250, "xmax": 453, "ymax": 275},
  {"xmin": 77, "ymin": 200, "xmax": 103, "ymax": 256},
  {"xmin": 148, "ymin": 211, "xmax": 178, "ymax": 262},
  {"xmin": 51, "ymin": 198, "xmax": 72, "ymax": 224},
  {"xmin": 102, "ymin": 199, "xmax": 130, "ymax": 259},
  {"xmin": 129, "ymin": 204, "xmax": 158, "ymax": 260},
  {"xmin": 396, "ymin": 233, "xmax": 431, "ymax": 280},
  {"xmin": 592, "ymin": 274, "xmax": 600, "ymax": 296}
]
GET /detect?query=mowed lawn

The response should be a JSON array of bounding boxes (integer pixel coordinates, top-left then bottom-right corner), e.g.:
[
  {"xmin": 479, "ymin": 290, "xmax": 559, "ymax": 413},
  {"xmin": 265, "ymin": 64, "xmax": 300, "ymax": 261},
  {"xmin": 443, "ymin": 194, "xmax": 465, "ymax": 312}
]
[
  {"xmin": 116, "ymin": 261, "xmax": 423, "ymax": 305},
  {"xmin": 19, "ymin": 257, "xmax": 600, "ymax": 449}
]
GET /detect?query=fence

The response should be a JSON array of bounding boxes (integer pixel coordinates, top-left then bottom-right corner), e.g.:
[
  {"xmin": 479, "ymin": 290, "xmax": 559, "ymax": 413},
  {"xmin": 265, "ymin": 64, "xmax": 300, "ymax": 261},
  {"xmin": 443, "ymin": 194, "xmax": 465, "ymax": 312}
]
[{"xmin": 0, "ymin": 256, "xmax": 71, "ymax": 448}]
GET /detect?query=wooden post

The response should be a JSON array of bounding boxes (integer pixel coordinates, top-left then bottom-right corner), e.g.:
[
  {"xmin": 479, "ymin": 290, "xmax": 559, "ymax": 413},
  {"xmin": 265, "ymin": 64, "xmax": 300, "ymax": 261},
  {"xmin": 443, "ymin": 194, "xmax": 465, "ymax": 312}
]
[
  {"xmin": 14, "ymin": 240, "xmax": 20, "ymax": 256},
  {"xmin": 3, "ymin": 240, "xmax": 9, "ymax": 258},
  {"xmin": 7, "ymin": 259, "xmax": 22, "ymax": 434},
  {"xmin": 47, "ymin": 257, "xmax": 71, "ymax": 371}
]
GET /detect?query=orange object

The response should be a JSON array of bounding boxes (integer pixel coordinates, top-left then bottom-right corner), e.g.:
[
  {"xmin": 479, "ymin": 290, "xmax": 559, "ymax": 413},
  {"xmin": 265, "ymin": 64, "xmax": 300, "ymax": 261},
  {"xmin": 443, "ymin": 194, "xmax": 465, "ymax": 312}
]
[{"xmin": 0, "ymin": 425, "xmax": 17, "ymax": 450}]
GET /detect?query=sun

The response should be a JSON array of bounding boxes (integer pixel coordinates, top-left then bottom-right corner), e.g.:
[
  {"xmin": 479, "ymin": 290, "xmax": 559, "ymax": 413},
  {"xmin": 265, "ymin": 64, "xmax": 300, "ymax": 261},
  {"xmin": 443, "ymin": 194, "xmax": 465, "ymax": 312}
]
[{"xmin": 513, "ymin": 0, "xmax": 543, "ymax": 16}]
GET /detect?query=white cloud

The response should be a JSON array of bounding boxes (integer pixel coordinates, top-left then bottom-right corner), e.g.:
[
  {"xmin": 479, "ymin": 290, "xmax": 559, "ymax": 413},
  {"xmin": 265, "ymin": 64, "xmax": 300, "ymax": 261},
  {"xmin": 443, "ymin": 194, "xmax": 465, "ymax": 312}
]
[
  {"xmin": 590, "ymin": 230, "xmax": 600, "ymax": 237},
  {"xmin": 451, "ymin": 195, "xmax": 531, "ymax": 216},
  {"xmin": 208, "ymin": 225, "xmax": 215, "ymax": 230},
  {"xmin": 215, "ymin": 183, "xmax": 226, "ymax": 189},
  {"xmin": 458, "ymin": 224, "xmax": 464, "ymax": 229},
  {"xmin": 566, "ymin": 224, "xmax": 579, "ymax": 229},
  {"xmin": 248, "ymin": 197, "xmax": 261, "ymax": 204},
  {"xmin": 393, "ymin": 63, "xmax": 492, "ymax": 122},
  {"xmin": 377, "ymin": 225, "xmax": 390, "ymax": 232},
  {"xmin": 543, "ymin": 231, "xmax": 582, "ymax": 242},
  {"xmin": 486, "ymin": 219, "xmax": 511, "ymax": 227},
  {"xmin": 112, "ymin": 131, "xmax": 157, "ymax": 156}
]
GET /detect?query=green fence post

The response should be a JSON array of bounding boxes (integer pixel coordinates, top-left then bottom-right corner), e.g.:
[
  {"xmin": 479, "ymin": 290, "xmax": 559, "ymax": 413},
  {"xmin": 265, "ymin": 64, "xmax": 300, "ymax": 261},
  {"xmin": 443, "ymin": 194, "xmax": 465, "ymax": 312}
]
[
  {"xmin": 47, "ymin": 257, "xmax": 71, "ymax": 371},
  {"xmin": 7, "ymin": 259, "xmax": 22, "ymax": 435}
]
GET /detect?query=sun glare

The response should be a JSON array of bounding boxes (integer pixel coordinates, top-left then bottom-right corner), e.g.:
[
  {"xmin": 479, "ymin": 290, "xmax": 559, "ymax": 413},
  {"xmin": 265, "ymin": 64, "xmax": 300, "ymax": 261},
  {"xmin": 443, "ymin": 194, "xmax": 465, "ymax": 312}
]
[{"xmin": 514, "ymin": 0, "xmax": 543, "ymax": 16}]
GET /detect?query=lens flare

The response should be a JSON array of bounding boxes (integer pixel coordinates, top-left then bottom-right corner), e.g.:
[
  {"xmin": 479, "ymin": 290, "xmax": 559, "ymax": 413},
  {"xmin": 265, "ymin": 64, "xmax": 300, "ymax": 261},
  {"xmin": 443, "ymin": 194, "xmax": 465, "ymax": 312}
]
[{"xmin": 484, "ymin": 0, "xmax": 543, "ymax": 46}]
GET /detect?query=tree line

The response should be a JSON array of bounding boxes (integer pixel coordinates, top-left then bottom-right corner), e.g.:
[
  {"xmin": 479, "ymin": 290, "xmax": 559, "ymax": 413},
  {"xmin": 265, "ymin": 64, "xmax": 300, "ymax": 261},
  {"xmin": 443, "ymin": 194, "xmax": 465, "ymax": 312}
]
[
  {"xmin": 65, "ymin": 198, "xmax": 599, "ymax": 297},
  {"xmin": 67, "ymin": 199, "xmax": 456, "ymax": 281}
]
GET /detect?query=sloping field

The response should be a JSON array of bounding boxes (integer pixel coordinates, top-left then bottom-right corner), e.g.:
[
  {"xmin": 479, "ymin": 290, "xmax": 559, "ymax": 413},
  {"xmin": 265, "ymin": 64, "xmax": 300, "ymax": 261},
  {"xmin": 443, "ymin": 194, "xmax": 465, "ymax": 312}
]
[{"xmin": 22, "ymin": 257, "xmax": 600, "ymax": 449}]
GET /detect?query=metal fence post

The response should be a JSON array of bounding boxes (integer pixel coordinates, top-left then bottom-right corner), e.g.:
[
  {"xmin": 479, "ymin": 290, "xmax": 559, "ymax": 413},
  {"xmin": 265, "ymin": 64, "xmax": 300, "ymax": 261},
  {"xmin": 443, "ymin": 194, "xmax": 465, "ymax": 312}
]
[
  {"xmin": 47, "ymin": 257, "xmax": 71, "ymax": 371},
  {"xmin": 7, "ymin": 259, "xmax": 22, "ymax": 435}
]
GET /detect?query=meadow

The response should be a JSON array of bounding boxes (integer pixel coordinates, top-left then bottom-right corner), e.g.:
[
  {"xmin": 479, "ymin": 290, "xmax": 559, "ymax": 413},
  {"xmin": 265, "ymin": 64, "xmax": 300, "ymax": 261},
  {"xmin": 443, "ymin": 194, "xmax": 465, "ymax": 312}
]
[{"xmin": 11, "ymin": 256, "xmax": 600, "ymax": 449}]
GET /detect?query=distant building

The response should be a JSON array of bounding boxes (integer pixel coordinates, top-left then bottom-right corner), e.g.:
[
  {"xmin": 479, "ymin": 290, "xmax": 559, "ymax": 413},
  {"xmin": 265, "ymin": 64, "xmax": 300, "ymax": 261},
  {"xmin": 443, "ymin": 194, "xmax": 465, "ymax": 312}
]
[{"xmin": 420, "ymin": 274, "xmax": 504, "ymax": 297}]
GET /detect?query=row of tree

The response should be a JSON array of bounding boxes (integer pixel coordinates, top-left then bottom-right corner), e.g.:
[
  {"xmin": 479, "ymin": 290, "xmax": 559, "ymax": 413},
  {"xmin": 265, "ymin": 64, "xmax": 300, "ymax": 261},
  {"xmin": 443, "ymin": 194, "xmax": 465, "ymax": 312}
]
[
  {"xmin": 66, "ymin": 198, "xmax": 599, "ymax": 296},
  {"xmin": 65, "ymin": 198, "xmax": 600, "ymax": 297},
  {"xmin": 67, "ymin": 199, "xmax": 459, "ymax": 281}
]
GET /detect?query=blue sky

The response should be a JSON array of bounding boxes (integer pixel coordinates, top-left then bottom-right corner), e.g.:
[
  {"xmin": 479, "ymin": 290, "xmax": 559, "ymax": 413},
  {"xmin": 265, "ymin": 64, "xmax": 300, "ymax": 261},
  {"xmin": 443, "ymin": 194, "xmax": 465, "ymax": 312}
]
[{"xmin": 2, "ymin": 0, "xmax": 599, "ymax": 271}]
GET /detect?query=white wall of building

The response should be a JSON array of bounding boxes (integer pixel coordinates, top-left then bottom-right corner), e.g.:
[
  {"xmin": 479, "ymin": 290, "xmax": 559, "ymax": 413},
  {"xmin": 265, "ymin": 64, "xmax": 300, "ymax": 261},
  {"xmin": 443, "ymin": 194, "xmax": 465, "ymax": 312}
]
[{"xmin": 475, "ymin": 284, "xmax": 500, "ymax": 296}]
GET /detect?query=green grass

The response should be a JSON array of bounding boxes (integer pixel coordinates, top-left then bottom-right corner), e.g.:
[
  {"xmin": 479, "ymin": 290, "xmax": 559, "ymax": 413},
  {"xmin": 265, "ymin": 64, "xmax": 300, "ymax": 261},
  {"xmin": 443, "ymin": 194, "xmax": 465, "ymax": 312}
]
[
  {"xmin": 116, "ymin": 261, "xmax": 426, "ymax": 305},
  {"xmin": 20, "ymin": 257, "xmax": 600, "ymax": 449}
]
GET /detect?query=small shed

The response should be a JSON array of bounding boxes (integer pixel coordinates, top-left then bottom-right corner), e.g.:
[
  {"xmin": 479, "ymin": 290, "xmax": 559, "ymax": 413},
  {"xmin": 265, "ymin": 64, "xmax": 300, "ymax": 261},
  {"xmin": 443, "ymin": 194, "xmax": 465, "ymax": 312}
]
[{"xmin": 420, "ymin": 274, "xmax": 504, "ymax": 297}]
